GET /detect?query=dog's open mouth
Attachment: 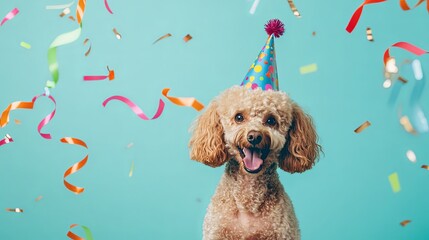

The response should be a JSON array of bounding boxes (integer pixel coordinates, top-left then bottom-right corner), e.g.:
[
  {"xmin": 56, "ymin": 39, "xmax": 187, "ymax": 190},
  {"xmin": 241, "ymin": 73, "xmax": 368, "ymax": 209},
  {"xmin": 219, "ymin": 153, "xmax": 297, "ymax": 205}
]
[{"xmin": 237, "ymin": 146, "xmax": 269, "ymax": 174}]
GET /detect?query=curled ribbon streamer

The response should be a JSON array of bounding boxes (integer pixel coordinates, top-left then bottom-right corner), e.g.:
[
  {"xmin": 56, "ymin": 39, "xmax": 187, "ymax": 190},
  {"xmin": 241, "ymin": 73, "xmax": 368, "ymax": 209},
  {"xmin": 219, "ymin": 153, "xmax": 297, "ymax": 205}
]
[
  {"xmin": 383, "ymin": 42, "xmax": 428, "ymax": 65},
  {"xmin": 346, "ymin": 0, "xmax": 386, "ymax": 33},
  {"xmin": 102, "ymin": 96, "xmax": 165, "ymax": 120},
  {"xmin": 0, "ymin": 94, "xmax": 57, "ymax": 139},
  {"xmin": 60, "ymin": 137, "xmax": 88, "ymax": 194},
  {"xmin": 400, "ymin": 0, "xmax": 428, "ymax": 11},
  {"xmin": 0, "ymin": 134, "xmax": 13, "ymax": 147},
  {"xmin": 76, "ymin": 0, "xmax": 86, "ymax": 25},
  {"xmin": 67, "ymin": 224, "xmax": 93, "ymax": 240},
  {"xmin": 83, "ymin": 67, "xmax": 115, "ymax": 81},
  {"xmin": 104, "ymin": 0, "xmax": 114, "ymax": 14},
  {"xmin": 1, "ymin": 8, "xmax": 19, "ymax": 26},
  {"xmin": 46, "ymin": 1, "xmax": 75, "ymax": 10},
  {"xmin": 162, "ymin": 88, "xmax": 204, "ymax": 111}
]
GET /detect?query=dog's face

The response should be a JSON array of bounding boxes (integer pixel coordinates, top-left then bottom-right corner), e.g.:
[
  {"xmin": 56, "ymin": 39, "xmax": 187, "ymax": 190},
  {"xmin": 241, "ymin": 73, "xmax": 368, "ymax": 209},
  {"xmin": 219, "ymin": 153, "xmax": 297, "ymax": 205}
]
[{"xmin": 189, "ymin": 86, "xmax": 320, "ymax": 174}]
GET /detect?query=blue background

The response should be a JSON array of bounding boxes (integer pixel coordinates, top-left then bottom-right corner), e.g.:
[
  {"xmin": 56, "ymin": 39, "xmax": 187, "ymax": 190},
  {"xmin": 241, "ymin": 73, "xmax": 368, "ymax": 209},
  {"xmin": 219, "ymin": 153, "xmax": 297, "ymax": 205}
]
[{"xmin": 1, "ymin": 0, "xmax": 429, "ymax": 239}]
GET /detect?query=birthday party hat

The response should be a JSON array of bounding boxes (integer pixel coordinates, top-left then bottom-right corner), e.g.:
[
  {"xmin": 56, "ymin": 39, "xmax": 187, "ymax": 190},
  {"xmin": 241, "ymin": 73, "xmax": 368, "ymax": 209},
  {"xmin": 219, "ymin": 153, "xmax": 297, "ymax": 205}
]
[{"xmin": 241, "ymin": 19, "xmax": 285, "ymax": 91}]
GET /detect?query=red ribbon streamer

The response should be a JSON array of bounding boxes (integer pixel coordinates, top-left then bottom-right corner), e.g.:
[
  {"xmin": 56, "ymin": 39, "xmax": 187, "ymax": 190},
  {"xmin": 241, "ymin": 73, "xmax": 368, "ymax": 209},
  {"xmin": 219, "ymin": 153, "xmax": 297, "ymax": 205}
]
[
  {"xmin": 0, "ymin": 134, "xmax": 13, "ymax": 147},
  {"xmin": 102, "ymin": 96, "xmax": 165, "ymax": 120},
  {"xmin": 346, "ymin": 0, "xmax": 386, "ymax": 33},
  {"xmin": 400, "ymin": 0, "xmax": 428, "ymax": 11},
  {"xmin": 60, "ymin": 137, "xmax": 88, "ymax": 194},
  {"xmin": 83, "ymin": 70, "xmax": 115, "ymax": 81},
  {"xmin": 104, "ymin": 0, "xmax": 114, "ymax": 14},
  {"xmin": 383, "ymin": 42, "xmax": 429, "ymax": 65}
]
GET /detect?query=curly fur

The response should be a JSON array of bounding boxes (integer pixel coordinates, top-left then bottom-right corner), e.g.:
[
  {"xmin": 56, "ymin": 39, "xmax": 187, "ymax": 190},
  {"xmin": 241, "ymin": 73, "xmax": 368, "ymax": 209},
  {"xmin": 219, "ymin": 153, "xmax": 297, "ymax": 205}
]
[{"xmin": 189, "ymin": 86, "xmax": 321, "ymax": 240}]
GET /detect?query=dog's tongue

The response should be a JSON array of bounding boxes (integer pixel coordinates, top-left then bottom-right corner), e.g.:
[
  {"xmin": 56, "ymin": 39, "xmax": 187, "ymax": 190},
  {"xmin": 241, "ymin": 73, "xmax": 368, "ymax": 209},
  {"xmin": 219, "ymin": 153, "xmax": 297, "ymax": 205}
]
[{"xmin": 243, "ymin": 148, "xmax": 263, "ymax": 171}]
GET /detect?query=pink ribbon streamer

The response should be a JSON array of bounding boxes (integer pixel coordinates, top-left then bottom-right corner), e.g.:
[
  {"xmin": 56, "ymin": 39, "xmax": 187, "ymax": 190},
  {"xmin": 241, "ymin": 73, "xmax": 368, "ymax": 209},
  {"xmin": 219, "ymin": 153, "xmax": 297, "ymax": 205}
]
[
  {"xmin": 33, "ymin": 94, "xmax": 57, "ymax": 139},
  {"xmin": 83, "ymin": 76, "xmax": 108, "ymax": 81},
  {"xmin": 0, "ymin": 134, "xmax": 13, "ymax": 146},
  {"xmin": 102, "ymin": 96, "xmax": 165, "ymax": 120},
  {"xmin": 1, "ymin": 8, "xmax": 19, "ymax": 26},
  {"xmin": 104, "ymin": 0, "xmax": 114, "ymax": 14}
]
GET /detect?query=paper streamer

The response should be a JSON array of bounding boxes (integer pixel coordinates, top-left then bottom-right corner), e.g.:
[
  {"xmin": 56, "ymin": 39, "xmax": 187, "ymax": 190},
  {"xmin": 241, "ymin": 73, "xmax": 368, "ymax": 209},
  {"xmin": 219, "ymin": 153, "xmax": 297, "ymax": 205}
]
[
  {"xmin": 102, "ymin": 96, "xmax": 165, "ymax": 120},
  {"xmin": 1, "ymin": 8, "xmax": 19, "ymax": 26},
  {"xmin": 346, "ymin": 0, "xmax": 386, "ymax": 33},
  {"xmin": 153, "ymin": 33, "xmax": 172, "ymax": 44},
  {"xmin": 299, "ymin": 63, "xmax": 318, "ymax": 74},
  {"xmin": 67, "ymin": 224, "xmax": 93, "ymax": 240},
  {"xmin": 0, "ymin": 134, "xmax": 13, "ymax": 147},
  {"xmin": 383, "ymin": 42, "xmax": 428, "ymax": 65},
  {"xmin": 104, "ymin": 0, "xmax": 114, "ymax": 14},
  {"xmin": 162, "ymin": 88, "xmax": 204, "ymax": 111},
  {"xmin": 60, "ymin": 137, "xmax": 88, "ymax": 194},
  {"xmin": 249, "ymin": 0, "xmax": 260, "ymax": 14},
  {"xmin": 400, "ymin": 0, "xmax": 428, "ymax": 11},
  {"xmin": 388, "ymin": 172, "xmax": 401, "ymax": 193},
  {"xmin": 5, "ymin": 208, "xmax": 23, "ymax": 213},
  {"xmin": 76, "ymin": 0, "xmax": 86, "ymax": 25},
  {"xmin": 46, "ymin": 1, "xmax": 75, "ymax": 10},
  {"xmin": 83, "ymin": 67, "xmax": 115, "ymax": 81},
  {"xmin": 20, "ymin": 42, "xmax": 31, "ymax": 49}
]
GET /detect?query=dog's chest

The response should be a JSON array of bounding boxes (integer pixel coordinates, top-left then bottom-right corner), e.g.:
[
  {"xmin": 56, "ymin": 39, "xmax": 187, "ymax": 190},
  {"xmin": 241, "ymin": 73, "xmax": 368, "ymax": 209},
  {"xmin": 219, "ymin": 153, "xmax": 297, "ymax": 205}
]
[{"xmin": 234, "ymin": 211, "xmax": 272, "ymax": 235}]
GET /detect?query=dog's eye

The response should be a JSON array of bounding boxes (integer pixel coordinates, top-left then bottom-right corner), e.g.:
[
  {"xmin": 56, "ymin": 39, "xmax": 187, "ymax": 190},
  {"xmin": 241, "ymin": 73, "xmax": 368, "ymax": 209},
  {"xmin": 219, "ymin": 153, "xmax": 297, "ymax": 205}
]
[
  {"xmin": 234, "ymin": 113, "xmax": 244, "ymax": 123},
  {"xmin": 266, "ymin": 117, "xmax": 276, "ymax": 126}
]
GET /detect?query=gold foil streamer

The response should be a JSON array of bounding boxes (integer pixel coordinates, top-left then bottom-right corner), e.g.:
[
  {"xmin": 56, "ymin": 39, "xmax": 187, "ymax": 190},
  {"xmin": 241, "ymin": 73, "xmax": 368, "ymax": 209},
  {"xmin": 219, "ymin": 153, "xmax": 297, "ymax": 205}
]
[
  {"xmin": 6, "ymin": 208, "xmax": 24, "ymax": 213},
  {"xmin": 113, "ymin": 28, "xmax": 122, "ymax": 39},
  {"xmin": 183, "ymin": 34, "xmax": 192, "ymax": 42},
  {"xmin": 354, "ymin": 121, "xmax": 371, "ymax": 133},
  {"xmin": 400, "ymin": 220, "xmax": 411, "ymax": 226},
  {"xmin": 366, "ymin": 27, "xmax": 374, "ymax": 41},
  {"xmin": 287, "ymin": 0, "xmax": 301, "ymax": 17}
]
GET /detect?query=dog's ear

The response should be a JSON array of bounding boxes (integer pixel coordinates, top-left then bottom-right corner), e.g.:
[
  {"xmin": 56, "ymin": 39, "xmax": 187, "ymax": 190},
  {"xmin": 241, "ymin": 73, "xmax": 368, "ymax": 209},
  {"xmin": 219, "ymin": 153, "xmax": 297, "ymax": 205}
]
[
  {"xmin": 279, "ymin": 103, "xmax": 321, "ymax": 173},
  {"xmin": 189, "ymin": 101, "xmax": 229, "ymax": 167}
]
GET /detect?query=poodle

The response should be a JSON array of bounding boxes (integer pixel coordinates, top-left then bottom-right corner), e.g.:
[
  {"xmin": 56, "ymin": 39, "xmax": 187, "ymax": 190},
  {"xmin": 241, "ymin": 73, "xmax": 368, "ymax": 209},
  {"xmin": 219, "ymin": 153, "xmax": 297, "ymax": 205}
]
[{"xmin": 189, "ymin": 86, "xmax": 321, "ymax": 240}]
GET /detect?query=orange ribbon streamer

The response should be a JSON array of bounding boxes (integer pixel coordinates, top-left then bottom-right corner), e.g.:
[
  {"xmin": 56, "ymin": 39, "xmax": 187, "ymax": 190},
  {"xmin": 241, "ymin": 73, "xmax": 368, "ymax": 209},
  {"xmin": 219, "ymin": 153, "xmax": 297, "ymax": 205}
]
[
  {"xmin": 76, "ymin": 0, "xmax": 86, "ymax": 25},
  {"xmin": 162, "ymin": 88, "xmax": 204, "ymax": 111},
  {"xmin": 400, "ymin": 0, "xmax": 428, "ymax": 11},
  {"xmin": 383, "ymin": 42, "xmax": 428, "ymax": 65},
  {"xmin": 60, "ymin": 137, "xmax": 88, "ymax": 194},
  {"xmin": 67, "ymin": 224, "xmax": 93, "ymax": 240},
  {"xmin": 346, "ymin": 0, "xmax": 386, "ymax": 33}
]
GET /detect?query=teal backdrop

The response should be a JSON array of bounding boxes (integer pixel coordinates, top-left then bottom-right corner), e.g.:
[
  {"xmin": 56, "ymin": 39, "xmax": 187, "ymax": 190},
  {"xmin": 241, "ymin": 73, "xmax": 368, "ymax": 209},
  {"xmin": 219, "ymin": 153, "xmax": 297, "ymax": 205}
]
[{"xmin": 1, "ymin": 0, "xmax": 429, "ymax": 239}]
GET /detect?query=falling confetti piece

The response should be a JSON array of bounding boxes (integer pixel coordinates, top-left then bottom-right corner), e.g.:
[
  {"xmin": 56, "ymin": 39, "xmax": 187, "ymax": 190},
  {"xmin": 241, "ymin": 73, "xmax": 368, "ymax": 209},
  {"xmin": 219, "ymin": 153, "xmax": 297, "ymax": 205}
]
[
  {"xmin": 60, "ymin": 7, "xmax": 71, "ymax": 17},
  {"xmin": 83, "ymin": 38, "xmax": 91, "ymax": 56},
  {"xmin": 400, "ymin": 0, "xmax": 428, "ymax": 11},
  {"xmin": 385, "ymin": 58, "xmax": 398, "ymax": 74},
  {"xmin": 67, "ymin": 224, "xmax": 94, "ymax": 240},
  {"xmin": 406, "ymin": 150, "xmax": 417, "ymax": 163},
  {"xmin": 6, "ymin": 208, "xmax": 23, "ymax": 213},
  {"xmin": 299, "ymin": 63, "xmax": 318, "ymax": 74},
  {"xmin": 153, "ymin": 33, "xmax": 172, "ymax": 44},
  {"xmin": 398, "ymin": 76, "xmax": 408, "ymax": 83},
  {"xmin": 383, "ymin": 79, "xmax": 392, "ymax": 88},
  {"xmin": 102, "ymin": 96, "xmax": 165, "ymax": 120},
  {"xmin": 345, "ymin": 0, "xmax": 386, "ymax": 33},
  {"xmin": 0, "ymin": 134, "xmax": 13, "ymax": 147},
  {"xmin": 69, "ymin": 16, "xmax": 76, "ymax": 21},
  {"xmin": 20, "ymin": 42, "xmax": 31, "ymax": 49},
  {"xmin": 126, "ymin": 142, "xmax": 134, "ymax": 148},
  {"xmin": 412, "ymin": 59, "xmax": 423, "ymax": 80},
  {"xmin": 399, "ymin": 116, "xmax": 416, "ymax": 134},
  {"xmin": 60, "ymin": 137, "xmax": 89, "ymax": 194},
  {"xmin": 354, "ymin": 121, "xmax": 371, "ymax": 133},
  {"xmin": 1, "ymin": 8, "xmax": 19, "ymax": 27},
  {"xmin": 422, "ymin": 165, "xmax": 429, "ymax": 170},
  {"xmin": 129, "ymin": 161, "xmax": 134, "ymax": 177},
  {"xmin": 388, "ymin": 172, "xmax": 401, "ymax": 193},
  {"xmin": 104, "ymin": 0, "xmax": 114, "ymax": 14},
  {"xmin": 366, "ymin": 27, "xmax": 374, "ymax": 41},
  {"xmin": 183, "ymin": 34, "xmax": 192, "ymax": 42},
  {"xmin": 400, "ymin": 220, "xmax": 411, "ymax": 226},
  {"xmin": 162, "ymin": 88, "xmax": 204, "ymax": 111},
  {"xmin": 35, "ymin": 196, "xmax": 43, "ymax": 202},
  {"xmin": 14, "ymin": 119, "xmax": 21, "ymax": 124},
  {"xmin": 84, "ymin": 66, "xmax": 115, "ymax": 81},
  {"xmin": 46, "ymin": 1, "xmax": 75, "ymax": 10},
  {"xmin": 287, "ymin": 0, "xmax": 301, "ymax": 17},
  {"xmin": 249, "ymin": 0, "xmax": 260, "ymax": 14},
  {"xmin": 113, "ymin": 28, "xmax": 122, "ymax": 39},
  {"xmin": 312, "ymin": 31, "xmax": 316, "ymax": 36}
]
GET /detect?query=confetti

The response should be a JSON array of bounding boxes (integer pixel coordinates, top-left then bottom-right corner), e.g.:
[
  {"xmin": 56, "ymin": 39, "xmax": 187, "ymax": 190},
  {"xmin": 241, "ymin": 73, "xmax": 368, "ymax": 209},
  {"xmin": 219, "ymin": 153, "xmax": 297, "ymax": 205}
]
[
  {"xmin": 312, "ymin": 31, "xmax": 316, "ymax": 36},
  {"xmin": 354, "ymin": 121, "xmax": 371, "ymax": 133},
  {"xmin": 102, "ymin": 96, "xmax": 165, "ymax": 120},
  {"xmin": 422, "ymin": 165, "xmax": 429, "ymax": 170},
  {"xmin": 183, "ymin": 34, "xmax": 192, "ymax": 42},
  {"xmin": 400, "ymin": 0, "xmax": 428, "ymax": 11},
  {"xmin": 287, "ymin": 0, "xmax": 301, "ymax": 17},
  {"xmin": 113, "ymin": 28, "xmax": 122, "ymax": 39},
  {"xmin": 345, "ymin": 0, "xmax": 386, "ymax": 33},
  {"xmin": 412, "ymin": 59, "xmax": 423, "ymax": 80},
  {"xmin": 126, "ymin": 142, "xmax": 134, "ymax": 148},
  {"xmin": 388, "ymin": 172, "xmax": 401, "ymax": 193},
  {"xmin": 76, "ymin": 0, "xmax": 86, "ymax": 24},
  {"xmin": 385, "ymin": 58, "xmax": 398, "ymax": 74},
  {"xmin": 153, "ymin": 33, "xmax": 172, "ymax": 44},
  {"xmin": 60, "ymin": 7, "xmax": 71, "ymax": 17},
  {"xmin": 60, "ymin": 137, "xmax": 89, "ymax": 194},
  {"xmin": 69, "ymin": 16, "xmax": 76, "ymax": 21},
  {"xmin": 366, "ymin": 27, "xmax": 374, "ymax": 41},
  {"xmin": 67, "ymin": 224, "xmax": 93, "ymax": 240},
  {"xmin": 249, "ymin": 0, "xmax": 260, "ymax": 14},
  {"xmin": 46, "ymin": 1, "xmax": 75, "ymax": 10},
  {"xmin": 35, "ymin": 196, "xmax": 43, "ymax": 202},
  {"xmin": 129, "ymin": 160, "xmax": 134, "ymax": 177},
  {"xmin": 399, "ymin": 116, "xmax": 416, "ymax": 134},
  {"xmin": 14, "ymin": 119, "xmax": 21, "ymax": 124},
  {"xmin": 104, "ymin": 0, "xmax": 114, "ymax": 14},
  {"xmin": 406, "ymin": 150, "xmax": 416, "ymax": 163},
  {"xmin": 382, "ymin": 79, "xmax": 392, "ymax": 88},
  {"xmin": 299, "ymin": 63, "xmax": 318, "ymax": 74},
  {"xmin": 5, "ymin": 208, "xmax": 23, "ymax": 213},
  {"xmin": 84, "ymin": 67, "xmax": 115, "ymax": 81},
  {"xmin": 162, "ymin": 88, "xmax": 204, "ymax": 111},
  {"xmin": 83, "ymin": 38, "xmax": 91, "ymax": 56},
  {"xmin": 20, "ymin": 42, "xmax": 31, "ymax": 49},
  {"xmin": 398, "ymin": 76, "xmax": 408, "ymax": 83},
  {"xmin": 1, "ymin": 8, "xmax": 19, "ymax": 27},
  {"xmin": 400, "ymin": 220, "xmax": 411, "ymax": 226},
  {"xmin": 0, "ymin": 134, "xmax": 13, "ymax": 147}
]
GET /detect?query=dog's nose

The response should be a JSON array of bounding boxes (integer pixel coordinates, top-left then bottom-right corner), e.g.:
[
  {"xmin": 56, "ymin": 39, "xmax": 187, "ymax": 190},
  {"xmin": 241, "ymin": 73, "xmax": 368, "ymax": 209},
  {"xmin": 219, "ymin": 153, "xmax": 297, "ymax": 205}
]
[{"xmin": 247, "ymin": 131, "xmax": 262, "ymax": 145}]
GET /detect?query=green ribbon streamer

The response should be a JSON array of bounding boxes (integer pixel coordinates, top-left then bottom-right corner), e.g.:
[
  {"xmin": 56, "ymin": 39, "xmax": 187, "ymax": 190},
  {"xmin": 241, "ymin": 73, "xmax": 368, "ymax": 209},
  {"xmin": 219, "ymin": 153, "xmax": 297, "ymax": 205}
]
[{"xmin": 81, "ymin": 225, "xmax": 94, "ymax": 240}]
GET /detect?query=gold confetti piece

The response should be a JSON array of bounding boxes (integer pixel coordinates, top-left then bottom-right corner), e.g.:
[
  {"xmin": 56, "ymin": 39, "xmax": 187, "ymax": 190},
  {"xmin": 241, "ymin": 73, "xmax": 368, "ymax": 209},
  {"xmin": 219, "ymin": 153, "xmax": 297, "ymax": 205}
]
[
  {"xmin": 398, "ymin": 76, "xmax": 408, "ymax": 83},
  {"xmin": 20, "ymin": 41, "xmax": 31, "ymax": 49},
  {"xmin": 6, "ymin": 208, "xmax": 24, "ymax": 213},
  {"xmin": 366, "ymin": 27, "xmax": 374, "ymax": 41},
  {"xmin": 422, "ymin": 165, "xmax": 429, "ymax": 170},
  {"xmin": 354, "ymin": 121, "xmax": 371, "ymax": 133},
  {"xmin": 153, "ymin": 33, "xmax": 172, "ymax": 44},
  {"xmin": 83, "ymin": 38, "xmax": 91, "ymax": 56},
  {"xmin": 183, "ymin": 34, "xmax": 192, "ymax": 42},
  {"xmin": 388, "ymin": 172, "xmax": 401, "ymax": 193},
  {"xmin": 312, "ymin": 31, "xmax": 316, "ymax": 36},
  {"xmin": 59, "ymin": 7, "xmax": 70, "ymax": 17},
  {"xmin": 35, "ymin": 196, "xmax": 43, "ymax": 202},
  {"xmin": 287, "ymin": 0, "xmax": 301, "ymax": 17},
  {"xmin": 129, "ymin": 160, "xmax": 134, "ymax": 177},
  {"xmin": 406, "ymin": 150, "xmax": 416, "ymax": 163},
  {"xmin": 299, "ymin": 63, "xmax": 318, "ymax": 74},
  {"xmin": 113, "ymin": 28, "xmax": 122, "ymax": 39},
  {"xmin": 400, "ymin": 116, "xmax": 416, "ymax": 134},
  {"xmin": 14, "ymin": 119, "xmax": 21, "ymax": 124},
  {"xmin": 126, "ymin": 142, "xmax": 134, "ymax": 148},
  {"xmin": 400, "ymin": 220, "xmax": 411, "ymax": 226},
  {"xmin": 68, "ymin": 16, "xmax": 75, "ymax": 21}
]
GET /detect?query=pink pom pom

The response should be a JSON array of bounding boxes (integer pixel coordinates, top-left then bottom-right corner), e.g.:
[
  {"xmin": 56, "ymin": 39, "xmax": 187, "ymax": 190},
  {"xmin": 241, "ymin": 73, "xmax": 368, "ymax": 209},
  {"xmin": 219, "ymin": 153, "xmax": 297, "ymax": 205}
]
[{"xmin": 264, "ymin": 19, "xmax": 285, "ymax": 38}]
